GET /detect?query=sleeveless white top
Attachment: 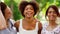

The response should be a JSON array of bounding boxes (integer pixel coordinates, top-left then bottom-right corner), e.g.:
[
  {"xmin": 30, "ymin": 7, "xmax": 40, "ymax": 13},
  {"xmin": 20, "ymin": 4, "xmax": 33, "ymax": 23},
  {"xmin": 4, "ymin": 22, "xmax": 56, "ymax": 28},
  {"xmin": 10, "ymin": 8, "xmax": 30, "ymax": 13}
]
[
  {"xmin": 19, "ymin": 19, "xmax": 38, "ymax": 34},
  {"xmin": 41, "ymin": 22, "xmax": 60, "ymax": 34}
]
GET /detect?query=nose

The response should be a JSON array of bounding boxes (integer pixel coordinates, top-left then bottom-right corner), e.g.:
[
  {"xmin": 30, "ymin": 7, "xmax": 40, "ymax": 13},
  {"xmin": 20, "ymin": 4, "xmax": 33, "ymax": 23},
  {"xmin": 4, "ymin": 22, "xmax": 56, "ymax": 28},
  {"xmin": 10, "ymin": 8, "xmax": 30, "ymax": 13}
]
[
  {"xmin": 27, "ymin": 9, "xmax": 31, "ymax": 12},
  {"xmin": 50, "ymin": 12, "xmax": 54, "ymax": 16}
]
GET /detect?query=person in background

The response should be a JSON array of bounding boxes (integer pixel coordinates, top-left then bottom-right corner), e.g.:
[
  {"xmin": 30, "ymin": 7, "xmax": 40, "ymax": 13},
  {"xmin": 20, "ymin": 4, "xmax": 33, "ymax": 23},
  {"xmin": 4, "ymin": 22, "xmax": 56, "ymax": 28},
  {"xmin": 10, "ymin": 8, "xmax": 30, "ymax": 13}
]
[
  {"xmin": 41, "ymin": 5, "xmax": 60, "ymax": 34},
  {"xmin": 0, "ymin": 5, "xmax": 7, "ymax": 30},
  {"xmin": 14, "ymin": 1, "xmax": 42, "ymax": 34},
  {"xmin": 0, "ymin": 2, "xmax": 17, "ymax": 34}
]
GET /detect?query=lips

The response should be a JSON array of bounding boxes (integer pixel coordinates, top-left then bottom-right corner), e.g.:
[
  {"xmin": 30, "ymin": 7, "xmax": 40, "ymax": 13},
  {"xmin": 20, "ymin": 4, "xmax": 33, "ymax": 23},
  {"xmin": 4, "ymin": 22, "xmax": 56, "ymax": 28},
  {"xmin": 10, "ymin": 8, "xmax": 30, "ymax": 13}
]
[
  {"xmin": 50, "ymin": 16, "xmax": 54, "ymax": 18},
  {"xmin": 26, "ymin": 12, "xmax": 33, "ymax": 15},
  {"xmin": 25, "ymin": 12, "xmax": 33, "ymax": 17},
  {"xmin": 49, "ymin": 16, "xmax": 56, "ymax": 20}
]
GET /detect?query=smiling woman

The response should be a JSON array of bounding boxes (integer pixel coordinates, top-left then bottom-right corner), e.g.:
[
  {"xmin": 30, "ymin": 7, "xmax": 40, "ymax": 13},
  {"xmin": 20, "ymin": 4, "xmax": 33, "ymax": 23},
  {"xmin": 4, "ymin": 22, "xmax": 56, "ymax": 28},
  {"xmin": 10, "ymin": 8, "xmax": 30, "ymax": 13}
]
[
  {"xmin": 0, "ymin": 2, "xmax": 17, "ymax": 34},
  {"xmin": 41, "ymin": 5, "xmax": 60, "ymax": 34},
  {"xmin": 14, "ymin": 1, "xmax": 42, "ymax": 34}
]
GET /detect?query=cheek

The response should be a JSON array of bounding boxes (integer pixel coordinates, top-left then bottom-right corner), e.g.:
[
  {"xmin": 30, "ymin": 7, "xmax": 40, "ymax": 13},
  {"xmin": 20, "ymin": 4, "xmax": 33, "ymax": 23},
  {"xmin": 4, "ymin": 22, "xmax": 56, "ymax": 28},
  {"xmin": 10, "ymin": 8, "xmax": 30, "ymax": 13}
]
[
  {"xmin": 23, "ymin": 11, "xmax": 26, "ymax": 15},
  {"xmin": 33, "ymin": 11, "xmax": 34, "ymax": 14},
  {"xmin": 4, "ymin": 14, "xmax": 8, "ymax": 18},
  {"xmin": 31, "ymin": 10, "xmax": 34, "ymax": 15},
  {"xmin": 5, "ymin": 13, "xmax": 11, "ymax": 18},
  {"xmin": 47, "ymin": 13, "xmax": 50, "ymax": 17}
]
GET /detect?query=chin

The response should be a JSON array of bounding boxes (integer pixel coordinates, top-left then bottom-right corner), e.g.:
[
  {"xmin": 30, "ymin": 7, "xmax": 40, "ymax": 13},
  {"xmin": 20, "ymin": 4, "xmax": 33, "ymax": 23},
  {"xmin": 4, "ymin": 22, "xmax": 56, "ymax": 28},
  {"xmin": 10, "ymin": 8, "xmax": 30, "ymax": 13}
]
[
  {"xmin": 26, "ymin": 15, "xmax": 31, "ymax": 17},
  {"xmin": 27, "ymin": 17, "xmax": 31, "ymax": 18},
  {"xmin": 26, "ymin": 16, "xmax": 32, "ymax": 18}
]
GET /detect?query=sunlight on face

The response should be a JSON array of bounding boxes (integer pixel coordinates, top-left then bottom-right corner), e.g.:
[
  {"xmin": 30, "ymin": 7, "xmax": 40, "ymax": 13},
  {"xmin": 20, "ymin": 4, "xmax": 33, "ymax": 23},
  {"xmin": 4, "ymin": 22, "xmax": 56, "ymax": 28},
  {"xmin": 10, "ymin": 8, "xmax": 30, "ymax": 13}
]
[
  {"xmin": 47, "ymin": 8, "xmax": 57, "ymax": 21},
  {"xmin": 4, "ymin": 7, "xmax": 12, "ymax": 19},
  {"xmin": 24, "ymin": 5, "xmax": 34, "ymax": 18}
]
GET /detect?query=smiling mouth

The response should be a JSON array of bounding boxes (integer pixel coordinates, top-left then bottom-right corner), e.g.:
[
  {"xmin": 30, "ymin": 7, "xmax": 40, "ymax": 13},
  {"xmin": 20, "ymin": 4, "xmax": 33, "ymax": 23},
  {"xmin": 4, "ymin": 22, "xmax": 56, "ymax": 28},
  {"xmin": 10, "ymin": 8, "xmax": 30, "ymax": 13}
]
[{"xmin": 26, "ymin": 12, "xmax": 33, "ymax": 15}]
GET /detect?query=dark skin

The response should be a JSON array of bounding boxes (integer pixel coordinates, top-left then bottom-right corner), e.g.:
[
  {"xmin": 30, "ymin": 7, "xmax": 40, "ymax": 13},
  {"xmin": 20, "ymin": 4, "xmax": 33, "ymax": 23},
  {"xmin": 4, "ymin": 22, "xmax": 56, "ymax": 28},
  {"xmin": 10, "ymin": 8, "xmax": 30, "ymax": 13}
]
[
  {"xmin": 14, "ymin": 5, "xmax": 42, "ymax": 34},
  {"xmin": 14, "ymin": 19, "xmax": 42, "ymax": 34}
]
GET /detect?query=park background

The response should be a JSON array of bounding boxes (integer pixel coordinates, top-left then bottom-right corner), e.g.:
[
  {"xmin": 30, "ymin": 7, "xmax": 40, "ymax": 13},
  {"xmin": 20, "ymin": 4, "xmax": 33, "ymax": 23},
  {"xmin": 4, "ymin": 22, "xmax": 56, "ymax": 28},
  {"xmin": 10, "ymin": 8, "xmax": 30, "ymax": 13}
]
[
  {"xmin": 0, "ymin": 0, "xmax": 60, "ymax": 34},
  {"xmin": 0, "ymin": 0, "xmax": 60, "ymax": 25}
]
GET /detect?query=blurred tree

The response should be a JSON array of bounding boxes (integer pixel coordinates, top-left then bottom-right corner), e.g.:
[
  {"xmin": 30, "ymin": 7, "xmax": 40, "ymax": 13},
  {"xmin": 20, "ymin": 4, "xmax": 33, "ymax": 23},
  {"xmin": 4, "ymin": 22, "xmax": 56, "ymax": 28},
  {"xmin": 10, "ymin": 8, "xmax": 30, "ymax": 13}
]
[
  {"xmin": 4, "ymin": 0, "xmax": 60, "ymax": 21},
  {"xmin": 4, "ymin": 0, "xmax": 23, "ymax": 21},
  {"xmin": 36, "ymin": 0, "xmax": 60, "ymax": 21}
]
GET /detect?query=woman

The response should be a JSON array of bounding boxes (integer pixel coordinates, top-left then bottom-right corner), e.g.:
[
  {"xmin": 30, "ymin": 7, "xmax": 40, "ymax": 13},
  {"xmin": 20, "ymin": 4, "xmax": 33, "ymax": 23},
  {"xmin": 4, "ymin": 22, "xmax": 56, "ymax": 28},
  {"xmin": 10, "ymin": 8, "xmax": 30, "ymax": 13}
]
[
  {"xmin": 14, "ymin": 1, "xmax": 42, "ymax": 34},
  {"xmin": 41, "ymin": 5, "xmax": 60, "ymax": 34},
  {"xmin": 0, "ymin": 2, "xmax": 17, "ymax": 34}
]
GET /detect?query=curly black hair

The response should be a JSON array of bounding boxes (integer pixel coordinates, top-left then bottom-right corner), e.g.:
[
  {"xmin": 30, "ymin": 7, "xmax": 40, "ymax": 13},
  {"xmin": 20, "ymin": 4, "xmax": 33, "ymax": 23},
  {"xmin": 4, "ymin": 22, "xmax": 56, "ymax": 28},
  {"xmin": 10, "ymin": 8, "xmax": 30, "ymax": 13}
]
[{"xmin": 19, "ymin": 1, "xmax": 39, "ymax": 17}]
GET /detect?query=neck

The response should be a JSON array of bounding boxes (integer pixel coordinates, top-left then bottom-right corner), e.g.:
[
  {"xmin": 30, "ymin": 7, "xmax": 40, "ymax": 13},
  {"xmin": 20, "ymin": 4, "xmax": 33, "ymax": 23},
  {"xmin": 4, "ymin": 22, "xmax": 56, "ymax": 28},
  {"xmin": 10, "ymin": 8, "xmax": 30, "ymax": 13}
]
[
  {"xmin": 24, "ymin": 17, "xmax": 35, "ymax": 23},
  {"xmin": 5, "ymin": 18, "xmax": 9, "ymax": 23},
  {"xmin": 49, "ymin": 20, "xmax": 57, "ymax": 26}
]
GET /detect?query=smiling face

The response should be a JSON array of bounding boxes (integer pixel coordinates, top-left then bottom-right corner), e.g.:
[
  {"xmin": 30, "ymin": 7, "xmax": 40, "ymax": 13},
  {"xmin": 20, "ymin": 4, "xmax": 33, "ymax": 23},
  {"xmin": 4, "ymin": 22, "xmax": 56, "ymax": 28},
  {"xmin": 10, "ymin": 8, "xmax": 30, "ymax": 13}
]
[
  {"xmin": 24, "ymin": 5, "xmax": 34, "ymax": 18},
  {"xmin": 47, "ymin": 8, "xmax": 57, "ymax": 21},
  {"xmin": 4, "ymin": 7, "xmax": 12, "ymax": 20}
]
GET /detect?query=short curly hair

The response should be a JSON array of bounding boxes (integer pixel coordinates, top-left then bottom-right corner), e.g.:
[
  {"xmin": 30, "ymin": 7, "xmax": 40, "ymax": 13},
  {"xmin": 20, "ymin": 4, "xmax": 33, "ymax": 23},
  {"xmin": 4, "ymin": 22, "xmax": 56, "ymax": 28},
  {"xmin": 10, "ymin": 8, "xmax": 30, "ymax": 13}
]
[{"xmin": 19, "ymin": 1, "xmax": 39, "ymax": 17}]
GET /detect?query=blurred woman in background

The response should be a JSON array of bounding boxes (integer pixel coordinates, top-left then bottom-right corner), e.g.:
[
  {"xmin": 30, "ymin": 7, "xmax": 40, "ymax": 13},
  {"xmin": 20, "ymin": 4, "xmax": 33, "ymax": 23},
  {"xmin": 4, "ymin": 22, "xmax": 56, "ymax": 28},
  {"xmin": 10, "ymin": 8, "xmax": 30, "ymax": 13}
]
[
  {"xmin": 41, "ymin": 5, "xmax": 60, "ymax": 34},
  {"xmin": 0, "ymin": 2, "xmax": 17, "ymax": 34},
  {"xmin": 0, "ymin": 5, "xmax": 7, "ymax": 30}
]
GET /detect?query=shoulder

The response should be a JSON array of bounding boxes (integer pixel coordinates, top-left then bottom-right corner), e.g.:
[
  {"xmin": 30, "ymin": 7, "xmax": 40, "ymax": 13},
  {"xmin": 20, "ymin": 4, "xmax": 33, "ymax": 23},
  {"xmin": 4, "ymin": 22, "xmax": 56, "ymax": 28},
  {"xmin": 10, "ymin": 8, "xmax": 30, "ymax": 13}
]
[
  {"xmin": 38, "ymin": 21, "xmax": 42, "ymax": 30},
  {"xmin": 55, "ymin": 25, "xmax": 60, "ymax": 33},
  {"xmin": 35, "ymin": 19, "xmax": 42, "ymax": 30},
  {"xmin": 56, "ymin": 25, "xmax": 60, "ymax": 30},
  {"xmin": 15, "ymin": 20, "xmax": 20, "ymax": 25},
  {"xmin": 14, "ymin": 20, "xmax": 20, "ymax": 27}
]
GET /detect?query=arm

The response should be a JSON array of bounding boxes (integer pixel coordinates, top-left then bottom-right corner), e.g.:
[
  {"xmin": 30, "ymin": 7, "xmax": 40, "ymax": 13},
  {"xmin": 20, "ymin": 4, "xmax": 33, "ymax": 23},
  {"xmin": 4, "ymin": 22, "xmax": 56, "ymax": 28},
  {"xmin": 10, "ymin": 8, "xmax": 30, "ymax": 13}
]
[
  {"xmin": 0, "ymin": 7, "xmax": 7, "ymax": 30},
  {"xmin": 38, "ymin": 21, "xmax": 42, "ymax": 34},
  {"xmin": 14, "ymin": 20, "xmax": 20, "ymax": 32}
]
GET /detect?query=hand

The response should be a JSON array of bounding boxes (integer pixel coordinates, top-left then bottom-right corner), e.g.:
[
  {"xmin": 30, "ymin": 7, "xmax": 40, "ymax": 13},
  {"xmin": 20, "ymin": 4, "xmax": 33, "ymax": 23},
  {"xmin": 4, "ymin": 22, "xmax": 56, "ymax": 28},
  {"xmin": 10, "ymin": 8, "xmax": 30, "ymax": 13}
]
[{"xmin": 0, "ymin": 25, "xmax": 7, "ymax": 30}]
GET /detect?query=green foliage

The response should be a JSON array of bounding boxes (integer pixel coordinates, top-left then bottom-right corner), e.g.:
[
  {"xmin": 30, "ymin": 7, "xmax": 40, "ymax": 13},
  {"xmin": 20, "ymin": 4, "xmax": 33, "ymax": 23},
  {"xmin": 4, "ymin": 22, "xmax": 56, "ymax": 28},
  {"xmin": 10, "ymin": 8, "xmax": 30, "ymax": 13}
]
[
  {"xmin": 4, "ymin": 0, "xmax": 23, "ymax": 21},
  {"xmin": 4, "ymin": 0, "xmax": 60, "ymax": 21},
  {"xmin": 36, "ymin": 0, "xmax": 60, "ymax": 20}
]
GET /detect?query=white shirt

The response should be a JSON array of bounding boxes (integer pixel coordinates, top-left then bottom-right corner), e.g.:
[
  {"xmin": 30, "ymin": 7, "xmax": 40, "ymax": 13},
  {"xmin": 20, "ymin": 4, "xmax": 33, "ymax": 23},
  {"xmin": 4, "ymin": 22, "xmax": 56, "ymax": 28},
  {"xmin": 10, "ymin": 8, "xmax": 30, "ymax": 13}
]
[{"xmin": 19, "ymin": 19, "xmax": 38, "ymax": 34}]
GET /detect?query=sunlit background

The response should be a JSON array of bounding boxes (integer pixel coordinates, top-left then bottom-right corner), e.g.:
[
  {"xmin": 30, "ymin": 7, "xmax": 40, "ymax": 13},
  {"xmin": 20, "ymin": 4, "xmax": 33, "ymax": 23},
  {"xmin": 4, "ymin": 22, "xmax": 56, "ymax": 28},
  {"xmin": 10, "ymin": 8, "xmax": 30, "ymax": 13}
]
[
  {"xmin": 0, "ymin": 0, "xmax": 60, "ymax": 34},
  {"xmin": 0, "ymin": 0, "xmax": 60, "ymax": 24}
]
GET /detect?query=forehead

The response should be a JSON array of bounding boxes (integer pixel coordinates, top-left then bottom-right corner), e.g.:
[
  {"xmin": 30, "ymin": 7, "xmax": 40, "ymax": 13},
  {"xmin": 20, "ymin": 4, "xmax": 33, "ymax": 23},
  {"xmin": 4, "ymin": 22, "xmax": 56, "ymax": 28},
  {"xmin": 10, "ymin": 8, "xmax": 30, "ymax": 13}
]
[
  {"xmin": 5, "ymin": 7, "xmax": 12, "ymax": 13},
  {"xmin": 5, "ymin": 7, "xmax": 11, "ymax": 12},
  {"xmin": 48, "ymin": 8, "xmax": 55, "ymax": 12},
  {"xmin": 25, "ymin": 4, "xmax": 33, "ymax": 8}
]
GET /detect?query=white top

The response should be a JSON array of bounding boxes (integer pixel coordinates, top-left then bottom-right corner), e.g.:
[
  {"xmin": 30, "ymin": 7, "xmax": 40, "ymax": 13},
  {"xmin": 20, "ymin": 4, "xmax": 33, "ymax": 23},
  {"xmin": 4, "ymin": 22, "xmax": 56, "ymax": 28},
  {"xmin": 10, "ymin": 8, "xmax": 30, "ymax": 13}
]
[
  {"xmin": 41, "ymin": 22, "xmax": 60, "ymax": 34},
  {"xmin": 19, "ymin": 19, "xmax": 38, "ymax": 34}
]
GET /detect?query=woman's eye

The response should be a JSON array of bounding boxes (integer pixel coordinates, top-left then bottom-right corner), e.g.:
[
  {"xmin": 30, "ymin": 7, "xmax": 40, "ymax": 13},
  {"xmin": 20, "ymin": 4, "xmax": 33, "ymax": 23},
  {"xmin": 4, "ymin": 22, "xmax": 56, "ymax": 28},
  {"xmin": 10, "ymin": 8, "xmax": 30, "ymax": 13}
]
[
  {"xmin": 53, "ymin": 11, "xmax": 56, "ymax": 14},
  {"xmin": 48, "ymin": 11, "xmax": 51, "ymax": 13},
  {"xmin": 25, "ymin": 8, "xmax": 28, "ymax": 10},
  {"xmin": 30, "ymin": 8, "xmax": 33, "ymax": 10},
  {"xmin": 48, "ymin": 11, "xmax": 57, "ymax": 14}
]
